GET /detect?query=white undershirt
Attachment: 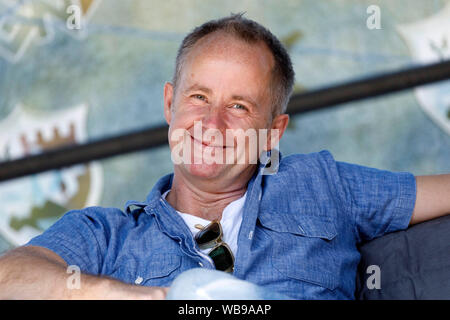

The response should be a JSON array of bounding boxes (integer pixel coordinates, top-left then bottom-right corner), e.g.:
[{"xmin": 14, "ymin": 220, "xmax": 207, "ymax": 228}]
[{"xmin": 161, "ymin": 189, "xmax": 246, "ymax": 259}]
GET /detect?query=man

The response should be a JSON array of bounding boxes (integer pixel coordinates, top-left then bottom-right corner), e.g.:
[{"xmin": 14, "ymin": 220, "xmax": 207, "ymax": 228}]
[{"xmin": 0, "ymin": 14, "xmax": 449, "ymax": 300}]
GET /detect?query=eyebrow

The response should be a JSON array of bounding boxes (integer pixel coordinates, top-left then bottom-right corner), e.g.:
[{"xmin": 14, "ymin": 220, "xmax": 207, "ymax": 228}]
[
  {"xmin": 184, "ymin": 84, "xmax": 258, "ymax": 108},
  {"xmin": 184, "ymin": 84, "xmax": 212, "ymax": 94}
]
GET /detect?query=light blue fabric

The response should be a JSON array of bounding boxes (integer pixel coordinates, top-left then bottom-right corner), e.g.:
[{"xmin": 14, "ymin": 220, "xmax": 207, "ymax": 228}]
[
  {"xmin": 166, "ymin": 268, "xmax": 293, "ymax": 300},
  {"xmin": 26, "ymin": 150, "xmax": 416, "ymax": 299}
]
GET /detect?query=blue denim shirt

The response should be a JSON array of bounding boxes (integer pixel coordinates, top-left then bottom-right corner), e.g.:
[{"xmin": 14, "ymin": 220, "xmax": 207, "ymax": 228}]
[{"xmin": 26, "ymin": 150, "xmax": 416, "ymax": 299}]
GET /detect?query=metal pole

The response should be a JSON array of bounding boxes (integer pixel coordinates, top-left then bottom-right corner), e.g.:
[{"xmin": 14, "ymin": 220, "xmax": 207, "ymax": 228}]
[{"xmin": 0, "ymin": 60, "xmax": 449, "ymax": 182}]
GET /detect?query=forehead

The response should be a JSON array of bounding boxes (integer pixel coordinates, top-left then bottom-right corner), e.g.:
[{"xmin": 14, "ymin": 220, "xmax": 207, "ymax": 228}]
[
  {"xmin": 179, "ymin": 32, "xmax": 275, "ymax": 93},
  {"xmin": 190, "ymin": 31, "xmax": 273, "ymax": 64}
]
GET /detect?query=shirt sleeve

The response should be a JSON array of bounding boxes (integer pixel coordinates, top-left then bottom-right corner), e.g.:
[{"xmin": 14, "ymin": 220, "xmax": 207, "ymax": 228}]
[
  {"xmin": 25, "ymin": 207, "xmax": 122, "ymax": 275},
  {"xmin": 319, "ymin": 150, "xmax": 417, "ymax": 243}
]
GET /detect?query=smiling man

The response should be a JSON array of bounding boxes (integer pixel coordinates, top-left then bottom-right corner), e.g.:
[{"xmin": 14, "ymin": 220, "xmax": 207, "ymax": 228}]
[
  {"xmin": 164, "ymin": 23, "xmax": 289, "ymax": 222},
  {"xmin": 0, "ymin": 13, "xmax": 449, "ymax": 300}
]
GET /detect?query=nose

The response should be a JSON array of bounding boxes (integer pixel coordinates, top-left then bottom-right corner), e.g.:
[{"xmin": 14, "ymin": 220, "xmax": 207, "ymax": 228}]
[
  {"xmin": 196, "ymin": 105, "xmax": 230, "ymax": 147},
  {"xmin": 201, "ymin": 105, "xmax": 227, "ymax": 131}
]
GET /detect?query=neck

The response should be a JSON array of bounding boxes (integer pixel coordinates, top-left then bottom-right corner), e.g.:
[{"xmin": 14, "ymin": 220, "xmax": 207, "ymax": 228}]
[{"xmin": 166, "ymin": 165, "xmax": 256, "ymax": 221}]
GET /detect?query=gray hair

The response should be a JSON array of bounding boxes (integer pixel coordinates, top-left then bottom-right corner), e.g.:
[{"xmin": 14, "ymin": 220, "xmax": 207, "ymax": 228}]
[{"xmin": 172, "ymin": 13, "xmax": 295, "ymax": 116}]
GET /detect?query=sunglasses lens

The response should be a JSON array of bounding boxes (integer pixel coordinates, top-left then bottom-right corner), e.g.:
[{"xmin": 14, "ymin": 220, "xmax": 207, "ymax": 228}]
[
  {"xmin": 194, "ymin": 222, "xmax": 234, "ymax": 272},
  {"xmin": 209, "ymin": 245, "xmax": 234, "ymax": 272},
  {"xmin": 195, "ymin": 222, "xmax": 221, "ymax": 248}
]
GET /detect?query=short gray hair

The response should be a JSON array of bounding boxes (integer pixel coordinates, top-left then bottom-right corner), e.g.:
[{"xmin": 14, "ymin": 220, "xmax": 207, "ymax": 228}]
[{"xmin": 172, "ymin": 13, "xmax": 295, "ymax": 116}]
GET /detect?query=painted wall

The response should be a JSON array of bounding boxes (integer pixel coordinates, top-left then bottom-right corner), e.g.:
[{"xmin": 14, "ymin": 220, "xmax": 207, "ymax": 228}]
[{"xmin": 0, "ymin": 0, "xmax": 449, "ymax": 252}]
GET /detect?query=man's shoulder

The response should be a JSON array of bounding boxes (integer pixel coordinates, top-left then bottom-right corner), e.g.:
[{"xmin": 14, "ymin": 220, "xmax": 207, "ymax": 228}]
[
  {"xmin": 279, "ymin": 149, "xmax": 336, "ymax": 173},
  {"xmin": 59, "ymin": 205, "xmax": 132, "ymax": 226},
  {"xmin": 261, "ymin": 149, "xmax": 339, "ymax": 193},
  {"xmin": 260, "ymin": 150, "xmax": 342, "ymax": 223}
]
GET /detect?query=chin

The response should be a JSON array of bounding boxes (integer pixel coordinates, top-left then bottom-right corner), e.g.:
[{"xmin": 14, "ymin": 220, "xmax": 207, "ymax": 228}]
[{"xmin": 184, "ymin": 162, "xmax": 226, "ymax": 179}]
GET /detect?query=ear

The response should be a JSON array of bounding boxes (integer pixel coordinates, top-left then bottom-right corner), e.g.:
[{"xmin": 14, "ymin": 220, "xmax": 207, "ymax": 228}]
[
  {"xmin": 264, "ymin": 114, "xmax": 289, "ymax": 151},
  {"xmin": 163, "ymin": 82, "xmax": 174, "ymax": 125}
]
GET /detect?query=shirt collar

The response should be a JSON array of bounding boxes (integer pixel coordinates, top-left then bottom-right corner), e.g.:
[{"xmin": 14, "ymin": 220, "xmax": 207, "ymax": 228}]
[{"xmin": 125, "ymin": 149, "xmax": 282, "ymax": 213}]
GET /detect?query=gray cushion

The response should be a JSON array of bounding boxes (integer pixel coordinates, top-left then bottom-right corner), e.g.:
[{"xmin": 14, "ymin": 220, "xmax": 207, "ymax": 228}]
[{"xmin": 355, "ymin": 214, "xmax": 450, "ymax": 299}]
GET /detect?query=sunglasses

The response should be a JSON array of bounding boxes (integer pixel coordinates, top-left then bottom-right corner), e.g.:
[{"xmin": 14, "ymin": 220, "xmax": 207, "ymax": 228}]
[{"xmin": 194, "ymin": 221, "xmax": 234, "ymax": 273}]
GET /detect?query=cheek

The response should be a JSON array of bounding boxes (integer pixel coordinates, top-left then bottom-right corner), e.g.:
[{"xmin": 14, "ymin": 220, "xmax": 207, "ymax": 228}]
[
  {"xmin": 169, "ymin": 109, "xmax": 196, "ymax": 130},
  {"xmin": 226, "ymin": 126, "xmax": 267, "ymax": 160},
  {"xmin": 167, "ymin": 111, "xmax": 201, "ymax": 150},
  {"xmin": 173, "ymin": 103, "xmax": 206, "ymax": 125}
]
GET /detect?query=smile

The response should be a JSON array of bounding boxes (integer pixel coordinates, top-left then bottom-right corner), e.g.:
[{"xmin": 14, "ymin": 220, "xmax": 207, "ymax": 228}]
[{"xmin": 190, "ymin": 134, "xmax": 232, "ymax": 149}]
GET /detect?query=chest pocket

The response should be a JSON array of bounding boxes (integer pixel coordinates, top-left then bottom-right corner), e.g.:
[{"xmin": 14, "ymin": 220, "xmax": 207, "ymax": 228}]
[
  {"xmin": 258, "ymin": 211, "xmax": 340, "ymax": 292},
  {"xmin": 111, "ymin": 254, "xmax": 182, "ymax": 287},
  {"xmin": 140, "ymin": 254, "xmax": 182, "ymax": 287}
]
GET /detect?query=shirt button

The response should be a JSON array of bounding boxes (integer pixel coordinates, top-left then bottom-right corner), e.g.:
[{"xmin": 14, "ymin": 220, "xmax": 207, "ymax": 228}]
[{"xmin": 135, "ymin": 276, "xmax": 143, "ymax": 285}]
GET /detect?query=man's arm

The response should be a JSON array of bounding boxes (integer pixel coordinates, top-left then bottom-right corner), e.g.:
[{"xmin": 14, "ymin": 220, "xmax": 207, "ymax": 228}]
[
  {"xmin": 410, "ymin": 174, "xmax": 450, "ymax": 225},
  {"xmin": 0, "ymin": 246, "xmax": 168, "ymax": 299}
]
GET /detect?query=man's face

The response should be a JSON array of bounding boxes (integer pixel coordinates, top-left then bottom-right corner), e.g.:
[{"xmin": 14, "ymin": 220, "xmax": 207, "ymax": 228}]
[{"xmin": 164, "ymin": 32, "xmax": 288, "ymax": 181}]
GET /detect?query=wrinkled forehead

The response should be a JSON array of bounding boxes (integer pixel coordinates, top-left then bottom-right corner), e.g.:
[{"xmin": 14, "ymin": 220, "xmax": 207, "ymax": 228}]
[{"xmin": 178, "ymin": 32, "xmax": 275, "ymax": 98}]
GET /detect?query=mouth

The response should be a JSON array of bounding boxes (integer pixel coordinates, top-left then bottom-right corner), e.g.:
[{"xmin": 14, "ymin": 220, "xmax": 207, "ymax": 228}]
[{"xmin": 189, "ymin": 134, "xmax": 232, "ymax": 149}]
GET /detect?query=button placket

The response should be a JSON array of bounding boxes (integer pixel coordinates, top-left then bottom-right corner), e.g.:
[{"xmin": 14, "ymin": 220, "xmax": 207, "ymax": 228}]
[
  {"xmin": 147, "ymin": 200, "xmax": 215, "ymax": 269},
  {"xmin": 233, "ymin": 168, "xmax": 264, "ymax": 278}
]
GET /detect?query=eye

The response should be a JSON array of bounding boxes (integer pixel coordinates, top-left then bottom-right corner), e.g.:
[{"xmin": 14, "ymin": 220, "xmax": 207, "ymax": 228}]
[
  {"xmin": 231, "ymin": 103, "xmax": 247, "ymax": 111},
  {"xmin": 193, "ymin": 94, "xmax": 206, "ymax": 101}
]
